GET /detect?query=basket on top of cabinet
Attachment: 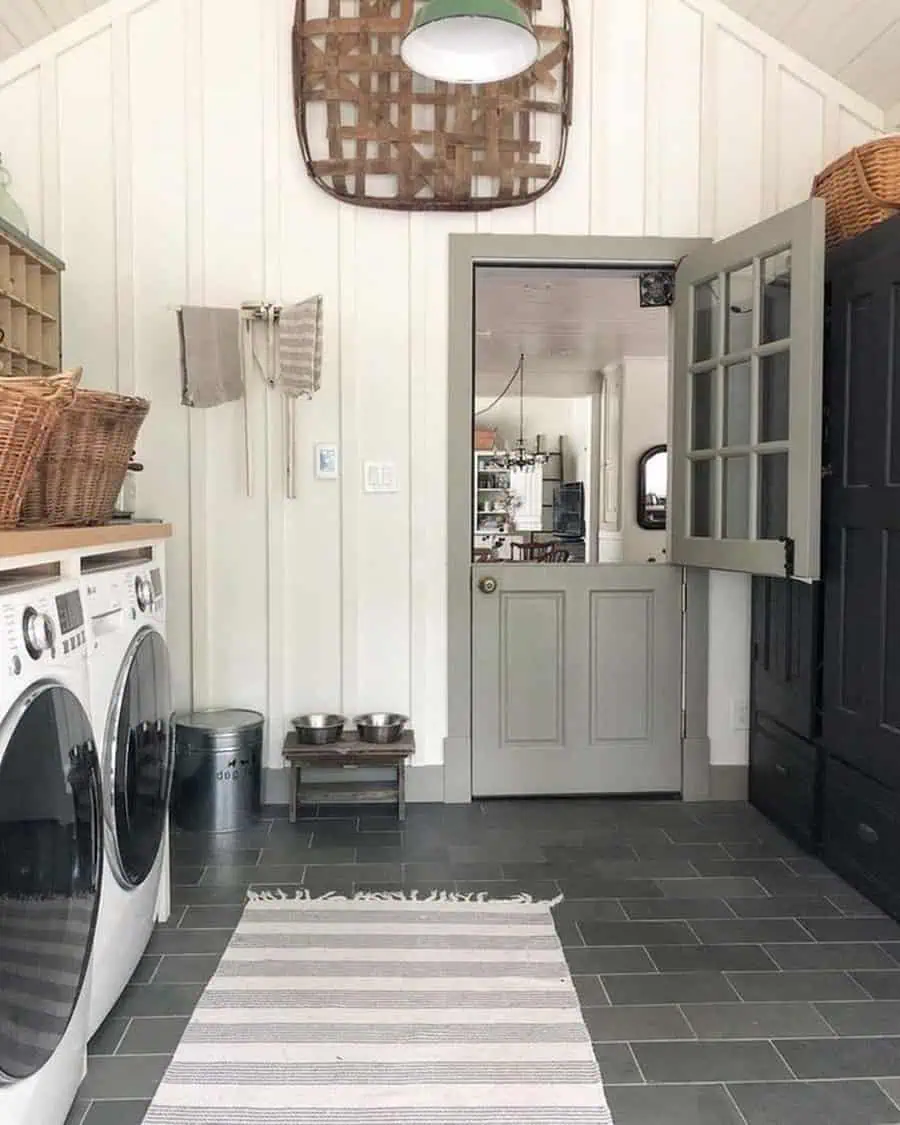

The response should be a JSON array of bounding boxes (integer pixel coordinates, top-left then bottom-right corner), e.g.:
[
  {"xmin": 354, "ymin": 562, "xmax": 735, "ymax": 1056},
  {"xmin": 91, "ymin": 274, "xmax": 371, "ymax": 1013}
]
[{"xmin": 812, "ymin": 136, "xmax": 900, "ymax": 248}]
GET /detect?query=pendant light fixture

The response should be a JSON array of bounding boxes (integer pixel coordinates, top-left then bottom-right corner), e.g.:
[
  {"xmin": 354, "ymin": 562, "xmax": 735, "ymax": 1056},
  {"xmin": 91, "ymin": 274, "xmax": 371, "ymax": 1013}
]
[
  {"xmin": 475, "ymin": 353, "xmax": 549, "ymax": 471},
  {"xmin": 401, "ymin": 0, "xmax": 539, "ymax": 85}
]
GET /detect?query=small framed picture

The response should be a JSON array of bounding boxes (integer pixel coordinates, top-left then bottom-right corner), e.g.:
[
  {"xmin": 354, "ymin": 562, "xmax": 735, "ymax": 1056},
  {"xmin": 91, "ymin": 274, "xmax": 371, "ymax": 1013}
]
[{"xmin": 315, "ymin": 443, "xmax": 339, "ymax": 480}]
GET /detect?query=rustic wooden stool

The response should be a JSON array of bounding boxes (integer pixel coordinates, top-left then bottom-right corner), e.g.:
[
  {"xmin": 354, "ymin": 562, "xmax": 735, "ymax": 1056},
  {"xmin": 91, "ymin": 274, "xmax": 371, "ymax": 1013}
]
[{"xmin": 282, "ymin": 729, "xmax": 415, "ymax": 822}]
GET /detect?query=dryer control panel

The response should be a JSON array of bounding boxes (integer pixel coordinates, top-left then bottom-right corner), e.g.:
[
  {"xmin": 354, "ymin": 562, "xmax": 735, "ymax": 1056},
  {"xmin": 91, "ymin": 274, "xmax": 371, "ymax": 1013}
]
[{"xmin": 1, "ymin": 582, "xmax": 88, "ymax": 677}]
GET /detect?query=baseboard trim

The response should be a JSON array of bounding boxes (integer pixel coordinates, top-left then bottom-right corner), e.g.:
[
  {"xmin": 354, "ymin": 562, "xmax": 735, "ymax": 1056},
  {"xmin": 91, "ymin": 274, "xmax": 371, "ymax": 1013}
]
[
  {"xmin": 708, "ymin": 763, "xmax": 749, "ymax": 802},
  {"xmin": 261, "ymin": 764, "xmax": 444, "ymax": 807},
  {"xmin": 442, "ymin": 736, "xmax": 472, "ymax": 803},
  {"xmin": 682, "ymin": 737, "xmax": 712, "ymax": 802}
]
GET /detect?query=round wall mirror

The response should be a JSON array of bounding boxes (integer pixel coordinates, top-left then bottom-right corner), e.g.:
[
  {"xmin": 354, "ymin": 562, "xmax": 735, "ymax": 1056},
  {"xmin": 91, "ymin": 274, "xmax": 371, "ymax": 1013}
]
[{"xmin": 638, "ymin": 444, "xmax": 668, "ymax": 530}]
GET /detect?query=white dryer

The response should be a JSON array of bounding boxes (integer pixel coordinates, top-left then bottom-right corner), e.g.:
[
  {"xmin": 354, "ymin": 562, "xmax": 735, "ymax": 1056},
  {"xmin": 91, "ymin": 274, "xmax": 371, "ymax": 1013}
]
[
  {"xmin": 85, "ymin": 558, "xmax": 173, "ymax": 1037},
  {"xmin": 0, "ymin": 579, "xmax": 101, "ymax": 1125}
]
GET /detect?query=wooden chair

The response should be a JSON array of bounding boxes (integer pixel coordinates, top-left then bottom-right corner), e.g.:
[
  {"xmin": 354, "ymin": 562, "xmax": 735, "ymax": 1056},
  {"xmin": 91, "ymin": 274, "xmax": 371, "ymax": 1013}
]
[
  {"xmin": 510, "ymin": 542, "xmax": 570, "ymax": 563},
  {"xmin": 472, "ymin": 547, "xmax": 497, "ymax": 563}
]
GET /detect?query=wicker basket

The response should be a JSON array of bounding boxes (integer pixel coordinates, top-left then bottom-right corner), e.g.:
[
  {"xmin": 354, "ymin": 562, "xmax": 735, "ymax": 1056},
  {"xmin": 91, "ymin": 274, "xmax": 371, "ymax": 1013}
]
[
  {"xmin": 22, "ymin": 385, "xmax": 150, "ymax": 527},
  {"xmin": 812, "ymin": 137, "xmax": 900, "ymax": 248},
  {"xmin": 0, "ymin": 373, "xmax": 77, "ymax": 528}
]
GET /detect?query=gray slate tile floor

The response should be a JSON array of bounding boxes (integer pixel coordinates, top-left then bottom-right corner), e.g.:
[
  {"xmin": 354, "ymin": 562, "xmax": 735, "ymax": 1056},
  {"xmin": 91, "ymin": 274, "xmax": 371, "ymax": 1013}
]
[{"xmin": 67, "ymin": 798, "xmax": 900, "ymax": 1125}]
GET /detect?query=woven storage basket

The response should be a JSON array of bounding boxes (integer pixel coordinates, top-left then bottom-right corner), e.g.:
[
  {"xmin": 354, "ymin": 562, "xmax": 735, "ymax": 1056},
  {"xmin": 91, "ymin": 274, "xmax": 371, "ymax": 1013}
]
[
  {"xmin": 0, "ymin": 372, "xmax": 77, "ymax": 528},
  {"xmin": 22, "ymin": 384, "xmax": 150, "ymax": 527},
  {"xmin": 812, "ymin": 137, "xmax": 900, "ymax": 247}
]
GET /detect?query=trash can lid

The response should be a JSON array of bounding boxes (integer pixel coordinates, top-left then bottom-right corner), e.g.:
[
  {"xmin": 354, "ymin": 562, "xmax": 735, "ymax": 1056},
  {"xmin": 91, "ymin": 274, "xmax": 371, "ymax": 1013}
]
[{"xmin": 175, "ymin": 708, "xmax": 264, "ymax": 733}]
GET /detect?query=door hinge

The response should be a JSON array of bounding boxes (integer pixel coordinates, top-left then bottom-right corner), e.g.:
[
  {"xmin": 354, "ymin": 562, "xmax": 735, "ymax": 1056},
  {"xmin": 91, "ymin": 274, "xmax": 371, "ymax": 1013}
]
[
  {"xmin": 681, "ymin": 575, "xmax": 688, "ymax": 615},
  {"xmin": 681, "ymin": 707, "xmax": 688, "ymax": 741},
  {"xmin": 778, "ymin": 536, "xmax": 795, "ymax": 579}
]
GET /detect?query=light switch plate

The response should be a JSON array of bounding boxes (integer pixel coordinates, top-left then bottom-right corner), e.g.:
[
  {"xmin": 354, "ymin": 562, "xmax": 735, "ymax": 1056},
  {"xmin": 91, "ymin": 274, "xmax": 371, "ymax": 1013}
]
[{"xmin": 364, "ymin": 461, "xmax": 398, "ymax": 493}]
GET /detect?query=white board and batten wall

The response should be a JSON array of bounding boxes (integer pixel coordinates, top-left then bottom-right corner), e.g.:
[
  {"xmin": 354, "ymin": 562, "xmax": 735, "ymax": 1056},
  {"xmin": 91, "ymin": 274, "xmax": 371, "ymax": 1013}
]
[{"xmin": 0, "ymin": 0, "xmax": 884, "ymax": 794}]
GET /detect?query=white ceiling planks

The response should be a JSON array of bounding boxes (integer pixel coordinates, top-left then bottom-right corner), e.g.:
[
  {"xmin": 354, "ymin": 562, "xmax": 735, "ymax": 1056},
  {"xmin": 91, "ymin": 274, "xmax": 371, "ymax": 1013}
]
[
  {"xmin": 719, "ymin": 0, "xmax": 900, "ymax": 110},
  {"xmin": 475, "ymin": 267, "xmax": 669, "ymax": 380},
  {"xmin": 0, "ymin": 0, "xmax": 103, "ymax": 61}
]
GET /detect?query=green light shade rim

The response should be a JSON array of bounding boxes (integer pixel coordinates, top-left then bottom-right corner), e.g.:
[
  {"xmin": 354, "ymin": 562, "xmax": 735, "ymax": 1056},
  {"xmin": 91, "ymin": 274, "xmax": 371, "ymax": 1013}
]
[{"xmin": 408, "ymin": 0, "xmax": 534, "ymax": 35}]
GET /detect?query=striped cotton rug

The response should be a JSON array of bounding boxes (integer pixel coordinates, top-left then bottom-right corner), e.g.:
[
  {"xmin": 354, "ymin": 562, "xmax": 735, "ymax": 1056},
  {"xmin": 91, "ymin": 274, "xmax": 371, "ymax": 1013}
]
[{"xmin": 142, "ymin": 890, "xmax": 614, "ymax": 1125}]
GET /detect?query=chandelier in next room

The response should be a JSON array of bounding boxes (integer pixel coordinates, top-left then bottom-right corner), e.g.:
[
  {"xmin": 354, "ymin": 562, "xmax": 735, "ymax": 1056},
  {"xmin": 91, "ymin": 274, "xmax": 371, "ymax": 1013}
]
[{"xmin": 477, "ymin": 352, "xmax": 550, "ymax": 472}]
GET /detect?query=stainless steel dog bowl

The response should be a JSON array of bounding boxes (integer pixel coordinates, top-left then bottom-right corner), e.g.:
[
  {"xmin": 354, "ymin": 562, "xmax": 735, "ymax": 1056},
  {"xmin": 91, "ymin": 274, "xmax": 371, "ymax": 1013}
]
[
  {"xmin": 292, "ymin": 713, "xmax": 346, "ymax": 745},
  {"xmin": 354, "ymin": 712, "xmax": 408, "ymax": 744}
]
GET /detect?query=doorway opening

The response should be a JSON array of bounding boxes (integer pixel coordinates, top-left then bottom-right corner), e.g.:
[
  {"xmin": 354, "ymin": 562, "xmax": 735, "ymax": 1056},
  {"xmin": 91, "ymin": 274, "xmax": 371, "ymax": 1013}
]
[
  {"xmin": 466, "ymin": 263, "xmax": 685, "ymax": 799},
  {"xmin": 472, "ymin": 265, "xmax": 672, "ymax": 568}
]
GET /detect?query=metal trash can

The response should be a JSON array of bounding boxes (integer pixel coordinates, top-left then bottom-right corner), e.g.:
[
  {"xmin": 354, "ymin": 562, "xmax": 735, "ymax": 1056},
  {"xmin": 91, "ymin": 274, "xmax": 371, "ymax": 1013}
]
[{"xmin": 172, "ymin": 709, "xmax": 264, "ymax": 832}]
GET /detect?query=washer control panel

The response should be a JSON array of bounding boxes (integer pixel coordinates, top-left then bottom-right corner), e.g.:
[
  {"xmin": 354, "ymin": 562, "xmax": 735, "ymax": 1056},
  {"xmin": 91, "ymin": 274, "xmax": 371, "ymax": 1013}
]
[
  {"xmin": 1, "ymin": 582, "xmax": 88, "ymax": 677},
  {"xmin": 84, "ymin": 564, "xmax": 165, "ymax": 631}
]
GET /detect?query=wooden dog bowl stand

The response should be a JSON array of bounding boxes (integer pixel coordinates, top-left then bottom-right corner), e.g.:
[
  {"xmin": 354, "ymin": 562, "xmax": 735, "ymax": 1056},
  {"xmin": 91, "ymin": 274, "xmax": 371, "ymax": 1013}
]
[{"xmin": 282, "ymin": 729, "xmax": 415, "ymax": 822}]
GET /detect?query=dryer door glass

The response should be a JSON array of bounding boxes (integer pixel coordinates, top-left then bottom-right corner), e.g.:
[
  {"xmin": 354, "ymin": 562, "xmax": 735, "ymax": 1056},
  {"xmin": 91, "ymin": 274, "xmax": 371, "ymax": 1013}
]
[
  {"xmin": 112, "ymin": 630, "xmax": 172, "ymax": 886},
  {"xmin": 0, "ymin": 684, "xmax": 101, "ymax": 1082}
]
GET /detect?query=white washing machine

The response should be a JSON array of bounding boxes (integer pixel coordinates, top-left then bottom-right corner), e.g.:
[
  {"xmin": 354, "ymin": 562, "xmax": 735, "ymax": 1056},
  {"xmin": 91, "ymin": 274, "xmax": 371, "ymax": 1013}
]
[
  {"xmin": 0, "ymin": 578, "xmax": 101, "ymax": 1125},
  {"xmin": 85, "ymin": 557, "xmax": 173, "ymax": 1037}
]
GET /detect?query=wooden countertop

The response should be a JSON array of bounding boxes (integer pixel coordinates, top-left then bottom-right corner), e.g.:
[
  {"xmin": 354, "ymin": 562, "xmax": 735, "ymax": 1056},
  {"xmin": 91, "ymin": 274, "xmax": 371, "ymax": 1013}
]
[{"xmin": 0, "ymin": 520, "xmax": 172, "ymax": 559}]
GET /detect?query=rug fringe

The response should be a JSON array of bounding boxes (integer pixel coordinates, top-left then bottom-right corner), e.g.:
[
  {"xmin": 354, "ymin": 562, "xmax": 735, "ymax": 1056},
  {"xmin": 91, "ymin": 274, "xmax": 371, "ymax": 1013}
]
[{"xmin": 246, "ymin": 888, "xmax": 565, "ymax": 906}]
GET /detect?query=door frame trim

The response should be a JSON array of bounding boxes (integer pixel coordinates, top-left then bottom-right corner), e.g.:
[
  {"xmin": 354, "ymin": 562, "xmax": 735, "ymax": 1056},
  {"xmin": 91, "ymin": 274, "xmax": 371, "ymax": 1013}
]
[{"xmin": 444, "ymin": 233, "xmax": 713, "ymax": 803}]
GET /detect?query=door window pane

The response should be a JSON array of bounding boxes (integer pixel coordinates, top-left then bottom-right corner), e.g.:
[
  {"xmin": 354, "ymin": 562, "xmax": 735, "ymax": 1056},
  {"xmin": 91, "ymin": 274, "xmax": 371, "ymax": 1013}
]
[
  {"xmin": 724, "ymin": 362, "xmax": 751, "ymax": 447},
  {"xmin": 691, "ymin": 459, "xmax": 714, "ymax": 537},
  {"xmin": 760, "ymin": 351, "xmax": 790, "ymax": 442},
  {"xmin": 723, "ymin": 455, "xmax": 751, "ymax": 539},
  {"xmin": 761, "ymin": 250, "xmax": 791, "ymax": 343},
  {"xmin": 759, "ymin": 452, "xmax": 789, "ymax": 539},
  {"xmin": 693, "ymin": 279, "xmax": 719, "ymax": 362},
  {"xmin": 692, "ymin": 369, "xmax": 714, "ymax": 450},
  {"xmin": 726, "ymin": 266, "xmax": 754, "ymax": 353}
]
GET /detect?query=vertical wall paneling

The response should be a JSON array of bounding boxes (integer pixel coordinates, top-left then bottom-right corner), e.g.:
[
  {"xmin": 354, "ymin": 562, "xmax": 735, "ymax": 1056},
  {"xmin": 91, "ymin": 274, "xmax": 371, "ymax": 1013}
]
[
  {"xmin": 712, "ymin": 26, "xmax": 765, "ymax": 237},
  {"xmin": 697, "ymin": 10, "xmax": 718, "ymax": 238},
  {"xmin": 591, "ymin": 0, "xmax": 648, "ymax": 236},
  {"xmin": 338, "ymin": 205, "xmax": 360, "ymax": 718},
  {"xmin": 837, "ymin": 105, "xmax": 879, "ymax": 153},
  {"xmin": 128, "ymin": 0, "xmax": 191, "ymax": 708},
  {"xmin": 534, "ymin": 0, "xmax": 591, "ymax": 235},
  {"xmin": 0, "ymin": 67, "xmax": 42, "ymax": 239},
  {"xmin": 277, "ymin": 0, "xmax": 342, "ymax": 733},
  {"xmin": 0, "ymin": 0, "xmax": 885, "ymax": 778},
  {"xmin": 39, "ymin": 60, "xmax": 60, "ymax": 248},
  {"xmin": 776, "ymin": 68, "xmax": 825, "ymax": 211},
  {"xmin": 184, "ymin": 0, "xmax": 211, "ymax": 708},
  {"xmin": 261, "ymin": 0, "xmax": 284, "ymax": 772},
  {"xmin": 57, "ymin": 30, "xmax": 116, "ymax": 388},
  {"xmin": 111, "ymin": 16, "xmax": 133, "ymax": 395},
  {"xmin": 410, "ymin": 211, "xmax": 476, "ymax": 765},
  {"xmin": 645, "ymin": 0, "xmax": 703, "ymax": 238},
  {"xmin": 199, "ymin": 0, "xmax": 268, "ymax": 716},
  {"xmin": 353, "ymin": 210, "xmax": 412, "ymax": 716},
  {"xmin": 759, "ymin": 56, "xmax": 779, "ymax": 218}
]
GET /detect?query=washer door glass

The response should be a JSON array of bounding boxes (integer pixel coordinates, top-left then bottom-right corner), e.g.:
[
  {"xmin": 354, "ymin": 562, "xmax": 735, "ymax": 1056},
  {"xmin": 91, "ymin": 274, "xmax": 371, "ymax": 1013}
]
[
  {"xmin": 0, "ymin": 684, "xmax": 101, "ymax": 1082},
  {"xmin": 112, "ymin": 630, "xmax": 172, "ymax": 886}
]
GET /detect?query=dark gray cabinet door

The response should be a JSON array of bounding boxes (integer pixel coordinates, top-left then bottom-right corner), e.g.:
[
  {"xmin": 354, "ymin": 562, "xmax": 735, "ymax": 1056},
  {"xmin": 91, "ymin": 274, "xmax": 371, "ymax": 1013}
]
[
  {"xmin": 750, "ymin": 575, "xmax": 820, "ymax": 741},
  {"xmin": 821, "ymin": 216, "xmax": 900, "ymax": 790}
]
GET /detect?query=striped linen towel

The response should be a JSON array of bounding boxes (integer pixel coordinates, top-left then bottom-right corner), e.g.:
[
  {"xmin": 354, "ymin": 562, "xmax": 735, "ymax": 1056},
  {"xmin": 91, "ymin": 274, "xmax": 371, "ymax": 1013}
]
[{"xmin": 279, "ymin": 295, "xmax": 323, "ymax": 398}]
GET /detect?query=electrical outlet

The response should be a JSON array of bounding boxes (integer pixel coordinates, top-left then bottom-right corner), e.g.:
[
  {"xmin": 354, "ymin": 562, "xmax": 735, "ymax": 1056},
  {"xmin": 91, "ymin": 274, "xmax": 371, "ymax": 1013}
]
[{"xmin": 732, "ymin": 699, "xmax": 750, "ymax": 731}]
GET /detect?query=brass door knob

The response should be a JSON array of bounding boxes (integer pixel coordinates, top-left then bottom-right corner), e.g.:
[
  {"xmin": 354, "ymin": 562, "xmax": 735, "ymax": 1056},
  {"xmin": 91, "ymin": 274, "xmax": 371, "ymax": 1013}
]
[{"xmin": 478, "ymin": 576, "xmax": 498, "ymax": 594}]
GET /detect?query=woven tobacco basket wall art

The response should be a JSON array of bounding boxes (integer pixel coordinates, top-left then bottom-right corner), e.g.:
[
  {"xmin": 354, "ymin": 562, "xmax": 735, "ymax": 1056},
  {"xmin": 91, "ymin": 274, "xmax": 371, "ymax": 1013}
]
[{"xmin": 292, "ymin": 0, "xmax": 572, "ymax": 212}]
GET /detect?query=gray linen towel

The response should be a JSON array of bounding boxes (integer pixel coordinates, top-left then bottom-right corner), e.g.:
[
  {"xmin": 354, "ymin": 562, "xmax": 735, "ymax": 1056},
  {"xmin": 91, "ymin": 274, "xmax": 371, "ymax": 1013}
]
[
  {"xmin": 178, "ymin": 306, "xmax": 243, "ymax": 408},
  {"xmin": 279, "ymin": 295, "xmax": 323, "ymax": 398}
]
